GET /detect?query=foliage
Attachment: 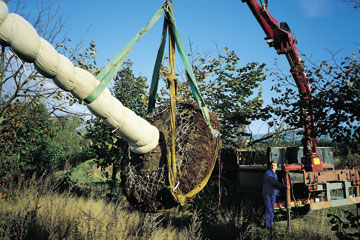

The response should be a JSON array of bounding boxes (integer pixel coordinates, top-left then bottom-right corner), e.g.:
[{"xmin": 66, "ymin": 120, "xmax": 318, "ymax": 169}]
[
  {"xmin": 51, "ymin": 115, "xmax": 88, "ymax": 168},
  {"xmin": 0, "ymin": 0, "xmax": 102, "ymax": 182},
  {"xmin": 0, "ymin": 100, "xmax": 86, "ymax": 182},
  {"xmin": 0, "ymin": 102, "xmax": 63, "ymax": 181},
  {"xmin": 52, "ymin": 115, "xmax": 84, "ymax": 154},
  {"xmin": 328, "ymin": 210, "xmax": 360, "ymax": 239},
  {"xmin": 271, "ymin": 51, "xmax": 360, "ymax": 149},
  {"xmin": 85, "ymin": 60, "xmax": 148, "ymax": 183},
  {"xmin": 0, "ymin": 0, "xmax": 81, "ymax": 125},
  {"xmin": 85, "ymin": 118, "xmax": 124, "ymax": 177},
  {"xmin": 112, "ymin": 60, "xmax": 148, "ymax": 117},
  {"xmin": 159, "ymin": 47, "xmax": 271, "ymax": 146},
  {"xmin": 334, "ymin": 142, "xmax": 360, "ymax": 169}
]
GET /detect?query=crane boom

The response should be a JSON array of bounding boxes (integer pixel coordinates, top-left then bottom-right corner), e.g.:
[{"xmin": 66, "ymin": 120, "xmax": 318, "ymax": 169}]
[{"xmin": 242, "ymin": 0, "xmax": 324, "ymax": 171}]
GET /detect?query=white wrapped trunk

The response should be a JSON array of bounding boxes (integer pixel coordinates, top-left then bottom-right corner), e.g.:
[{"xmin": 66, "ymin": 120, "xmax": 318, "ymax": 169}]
[{"xmin": 0, "ymin": 1, "xmax": 159, "ymax": 154}]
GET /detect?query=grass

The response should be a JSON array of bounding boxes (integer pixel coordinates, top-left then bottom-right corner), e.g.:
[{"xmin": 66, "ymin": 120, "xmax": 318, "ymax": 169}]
[
  {"xmin": 0, "ymin": 175, "xmax": 193, "ymax": 239},
  {"xmin": 0, "ymin": 163, "xmax": 359, "ymax": 239},
  {"xmin": 67, "ymin": 160, "xmax": 109, "ymax": 183},
  {"xmin": 0, "ymin": 171, "xmax": 207, "ymax": 240}
]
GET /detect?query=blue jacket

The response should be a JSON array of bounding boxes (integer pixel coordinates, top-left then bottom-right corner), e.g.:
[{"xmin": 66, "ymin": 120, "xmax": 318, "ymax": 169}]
[{"xmin": 262, "ymin": 169, "xmax": 283, "ymax": 196}]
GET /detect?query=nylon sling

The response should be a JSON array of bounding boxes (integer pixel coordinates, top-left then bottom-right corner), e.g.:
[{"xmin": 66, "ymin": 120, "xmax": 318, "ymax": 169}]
[
  {"xmin": 152, "ymin": 4, "xmax": 220, "ymax": 206},
  {"xmin": 84, "ymin": 7, "xmax": 165, "ymax": 104},
  {"xmin": 79, "ymin": 2, "xmax": 219, "ymax": 206}
]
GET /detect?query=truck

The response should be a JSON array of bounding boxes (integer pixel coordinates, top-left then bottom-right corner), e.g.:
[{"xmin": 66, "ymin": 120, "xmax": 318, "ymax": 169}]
[
  {"xmin": 210, "ymin": 0, "xmax": 360, "ymax": 228},
  {"xmin": 215, "ymin": 146, "xmax": 360, "ymax": 227}
]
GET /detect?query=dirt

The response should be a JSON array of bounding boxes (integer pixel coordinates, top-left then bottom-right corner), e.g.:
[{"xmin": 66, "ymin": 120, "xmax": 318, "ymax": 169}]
[{"xmin": 120, "ymin": 102, "xmax": 221, "ymax": 212}]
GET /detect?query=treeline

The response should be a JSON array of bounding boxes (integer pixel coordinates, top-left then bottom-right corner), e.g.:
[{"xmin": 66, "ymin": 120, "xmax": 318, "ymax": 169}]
[
  {"xmin": 0, "ymin": 102, "xmax": 88, "ymax": 181},
  {"xmin": 1, "ymin": 0, "xmax": 359, "ymax": 185}
]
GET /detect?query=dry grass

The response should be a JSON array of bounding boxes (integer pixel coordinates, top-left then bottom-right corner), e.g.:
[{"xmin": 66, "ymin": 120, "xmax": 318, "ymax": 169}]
[
  {"xmin": 0, "ymin": 174, "xmax": 202, "ymax": 240},
  {"xmin": 0, "ymin": 173, "xmax": 358, "ymax": 240}
]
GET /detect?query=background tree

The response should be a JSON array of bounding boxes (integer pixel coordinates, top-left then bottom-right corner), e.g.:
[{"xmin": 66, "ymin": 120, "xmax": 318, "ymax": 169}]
[
  {"xmin": 271, "ymin": 50, "xmax": 360, "ymax": 153},
  {"xmin": 0, "ymin": 0, "xmax": 98, "ymax": 124},
  {"xmin": 52, "ymin": 115, "xmax": 88, "ymax": 168},
  {"xmin": 85, "ymin": 60, "xmax": 148, "ymax": 190},
  {"xmin": 1, "ymin": 0, "xmax": 71, "ymax": 125},
  {"xmin": 159, "ymin": 47, "xmax": 271, "ymax": 147},
  {"xmin": 0, "ymin": 0, "xmax": 98, "ymax": 182},
  {"xmin": 0, "ymin": 101, "xmax": 63, "ymax": 181}
]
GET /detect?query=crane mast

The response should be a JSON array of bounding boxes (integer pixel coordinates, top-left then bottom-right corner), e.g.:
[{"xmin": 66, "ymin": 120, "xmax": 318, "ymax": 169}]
[{"xmin": 242, "ymin": 0, "xmax": 324, "ymax": 171}]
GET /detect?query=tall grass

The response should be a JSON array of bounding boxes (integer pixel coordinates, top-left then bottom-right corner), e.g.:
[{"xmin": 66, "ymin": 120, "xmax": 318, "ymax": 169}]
[
  {"xmin": 0, "ymin": 173, "xmax": 358, "ymax": 239},
  {"xmin": 0, "ymin": 174, "xmax": 203, "ymax": 239}
]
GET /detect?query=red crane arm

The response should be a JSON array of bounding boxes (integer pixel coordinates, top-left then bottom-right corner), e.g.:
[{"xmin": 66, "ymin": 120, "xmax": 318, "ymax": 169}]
[{"xmin": 242, "ymin": 0, "xmax": 324, "ymax": 171}]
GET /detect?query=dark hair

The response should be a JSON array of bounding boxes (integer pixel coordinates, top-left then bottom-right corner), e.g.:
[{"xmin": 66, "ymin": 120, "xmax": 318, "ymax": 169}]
[{"xmin": 268, "ymin": 161, "xmax": 277, "ymax": 169}]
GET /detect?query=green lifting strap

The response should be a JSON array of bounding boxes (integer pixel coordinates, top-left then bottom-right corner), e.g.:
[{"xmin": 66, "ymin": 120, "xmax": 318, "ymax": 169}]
[
  {"xmin": 147, "ymin": 18, "xmax": 168, "ymax": 113},
  {"xmin": 84, "ymin": 7, "xmax": 165, "ymax": 104},
  {"xmin": 166, "ymin": 10, "xmax": 218, "ymax": 137},
  {"xmin": 147, "ymin": 8, "xmax": 218, "ymax": 136}
]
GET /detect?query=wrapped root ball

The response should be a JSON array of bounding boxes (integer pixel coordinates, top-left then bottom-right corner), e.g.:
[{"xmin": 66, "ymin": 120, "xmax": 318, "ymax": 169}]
[{"xmin": 121, "ymin": 102, "xmax": 220, "ymax": 212}]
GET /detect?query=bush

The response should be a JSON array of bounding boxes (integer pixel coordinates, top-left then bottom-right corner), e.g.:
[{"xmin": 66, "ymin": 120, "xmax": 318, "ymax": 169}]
[
  {"xmin": 328, "ymin": 210, "xmax": 360, "ymax": 240},
  {"xmin": 0, "ymin": 102, "xmax": 85, "ymax": 182}
]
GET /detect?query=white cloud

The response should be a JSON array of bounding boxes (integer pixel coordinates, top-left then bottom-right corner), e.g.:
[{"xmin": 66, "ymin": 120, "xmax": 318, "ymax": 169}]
[{"xmin": 300, "ymin": 0, "xmax": 333, "ymax": 18}]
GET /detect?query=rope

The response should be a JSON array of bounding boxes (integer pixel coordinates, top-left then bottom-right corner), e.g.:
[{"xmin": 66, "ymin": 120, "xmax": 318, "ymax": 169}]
[
  {"xmin": 166, "ymin": 10, "xmax": 218, "ymax": 137},
  {"xmin": 84, "ymin": 7, "xmax": 165, "ymax": 104},
  {"xmin": 147, "ymin": 4, "xmax": 218, "ymax": 137},
  {"xmin": 147, "ymin": 19, "xmax": 168, "ymax": 113},
  {"xmin": 161, "ymin": 3, "xmax": 220, "ymax": 206},
  {"xmin": 168, "ymin": 135, "xmax": 221, "ymax": 205},
  {"xmin": 167, "ymin": 3, "xmax": 178, "ymax": 205}
]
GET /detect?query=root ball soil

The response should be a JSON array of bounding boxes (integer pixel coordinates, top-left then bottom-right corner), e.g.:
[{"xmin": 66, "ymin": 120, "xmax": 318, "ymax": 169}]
[{"xmin": 121, "ymin": 102, "xmax": 220, "ymax": 212}]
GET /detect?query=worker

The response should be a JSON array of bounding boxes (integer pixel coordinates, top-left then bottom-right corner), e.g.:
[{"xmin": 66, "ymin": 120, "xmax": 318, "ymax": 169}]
[{"xmin": 262, "ymin": 161, "xmax": 284, "ymax": 229}]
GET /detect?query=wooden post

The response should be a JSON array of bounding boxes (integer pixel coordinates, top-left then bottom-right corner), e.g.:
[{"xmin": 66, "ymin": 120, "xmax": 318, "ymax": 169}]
[{"xmin": 286, "ymin": 171, "xmax": 291, "ymax": 230}]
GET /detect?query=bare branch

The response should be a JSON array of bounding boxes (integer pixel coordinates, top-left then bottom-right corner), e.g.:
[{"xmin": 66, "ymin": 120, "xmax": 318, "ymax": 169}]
[{"xmin": 343, "ymin": 0, "xmax": 360, "ymax": 9}]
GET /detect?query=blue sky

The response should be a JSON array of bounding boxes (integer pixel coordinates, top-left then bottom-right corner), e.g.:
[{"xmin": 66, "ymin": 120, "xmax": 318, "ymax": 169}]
[
  {"xmin": 59, "ymin": 0, "xmax": 359, "ymax": 72},
  {"xmin": 9, "ymin": 0, "xmax": 360, "ymax": 133},
  {"xmin": 60, "ymin": 0, "xmax": 360, "ymax": 133}
]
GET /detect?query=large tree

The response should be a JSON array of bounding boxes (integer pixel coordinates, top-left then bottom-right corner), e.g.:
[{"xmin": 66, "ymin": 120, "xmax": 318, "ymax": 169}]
[
  {"xmin": 0, "ymin": 0, "xmax": 96, "ymax": 181},
  {"xmin": 159, "ymin": 47, "xmax": 271, "ymax": 146},
  {"xmin": 271, "ymin": 51, "xmax": 360, "ymax": 149},
  {"xmin": 1, "ymin": 0, "xmax": 64, "ymax": 124},
  {"xmin": 0, "ymin": 0, "xmax": 94, "ymax": 128},
  {"xmin": 0, "ymin": 101, "xmax": 62, "ymax": 181}
]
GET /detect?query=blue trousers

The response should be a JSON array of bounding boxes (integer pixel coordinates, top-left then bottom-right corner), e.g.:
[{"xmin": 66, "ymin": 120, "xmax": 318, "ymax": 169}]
[{"xmin": 263, "ymin": 194, "xmax": 276, "ymax": 228}]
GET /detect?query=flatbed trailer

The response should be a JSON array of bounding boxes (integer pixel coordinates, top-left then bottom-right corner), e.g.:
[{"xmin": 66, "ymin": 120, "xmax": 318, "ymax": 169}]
[{"xmin": 215, "ymin": 147, "xmax": 360, "ymax": 228}]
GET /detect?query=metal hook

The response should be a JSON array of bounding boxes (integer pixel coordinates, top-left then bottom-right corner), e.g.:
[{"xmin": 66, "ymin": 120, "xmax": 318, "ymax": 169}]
[
  {"xmin": 172, "ymin": 181, "xmax": 180, "ymax": 192},
  {"xmin": 260, "ymin": 0, "xmax": 268, "ymax": 10},
  {"xmin": 163, "ymin": 0, "xmax": 173, "ymax": 7}
]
